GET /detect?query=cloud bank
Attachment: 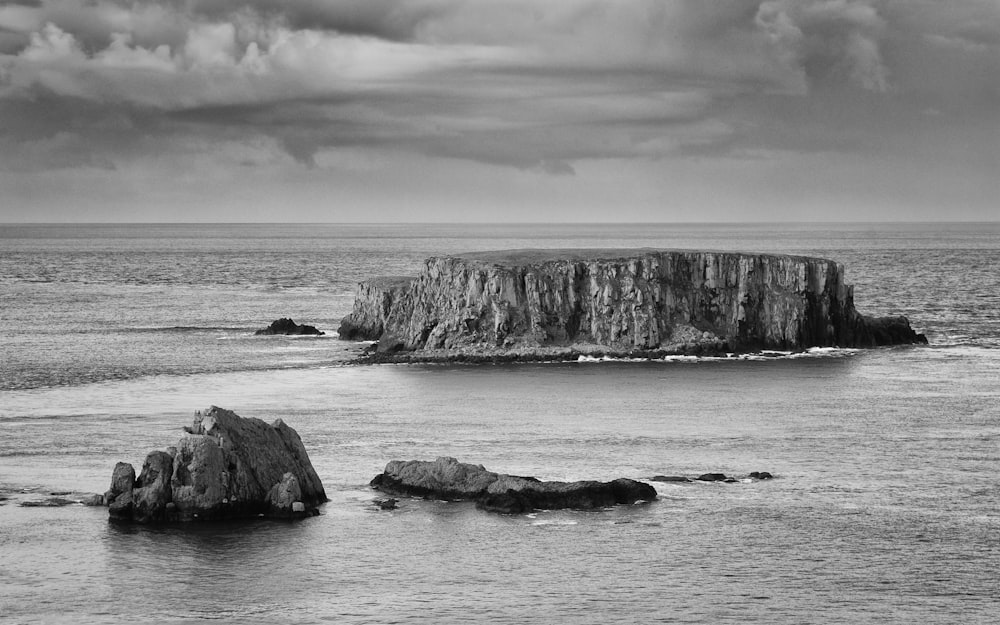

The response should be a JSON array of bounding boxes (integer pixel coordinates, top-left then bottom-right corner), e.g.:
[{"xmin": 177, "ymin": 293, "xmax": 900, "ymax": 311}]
[{"xmin": 0, "ymin": 1, "xmax": 996, "ymax": 220}]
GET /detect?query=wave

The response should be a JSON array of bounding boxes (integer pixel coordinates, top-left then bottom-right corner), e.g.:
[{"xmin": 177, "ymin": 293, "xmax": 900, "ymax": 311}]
[
  {"xmin": 124, "ymin": 326, "xmax": 338, "ymax": 337},
  {"xmin": 125, "ymin": 325, "xmax": 247, "ymax": 333},
  {"xmin": 525, "ymin": 515, "xmax": 579, "ymax": 526},
  {"xmin": 0, "ymin": 357, "xmax": 359, "ymax": 393},
  {"xmin": 576, "ymin": 346, "xmax": 857, "ymax": 364}
]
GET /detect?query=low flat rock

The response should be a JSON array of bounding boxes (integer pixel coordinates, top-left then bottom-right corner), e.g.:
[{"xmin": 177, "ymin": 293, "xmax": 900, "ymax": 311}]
[
  {"xmin": 370, "ymin": 457, "xmax": 656, "ymax": 514},
  {"xmin": 651, "ymin": 472, "xmax": 775, "ymax": 483}
]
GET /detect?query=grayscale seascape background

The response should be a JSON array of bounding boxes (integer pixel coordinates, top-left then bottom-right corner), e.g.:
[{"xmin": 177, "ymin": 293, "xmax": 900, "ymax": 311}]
[{"xmin": 1, "ymin": 222, "xmax": 997, "ymax": 624}]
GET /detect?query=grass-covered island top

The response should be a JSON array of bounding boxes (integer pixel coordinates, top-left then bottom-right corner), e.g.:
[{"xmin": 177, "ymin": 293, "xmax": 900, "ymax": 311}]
[{"xmin": 449, "ymin": 248, "xmax": 827, "ymax": 266}]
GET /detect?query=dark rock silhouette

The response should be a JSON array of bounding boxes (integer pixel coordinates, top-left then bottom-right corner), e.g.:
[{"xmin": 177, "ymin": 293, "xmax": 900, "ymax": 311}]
[
  {"xmin": 654, "ymin": 472, "xmax": 776, "ymax": 483},
  {"xmin": 255, "ymin": 318, "xmax": 324, "ymax": 336},
  {"xmin": 105, "ymin": 406, "xmax": 327, "ymax": 523},
  {"xmin": 696, "ymin": 473, "xmax": 730, "ymax": 482},
  {"xmin": 370, "ymin": 456, "xmax": 656, "ymax": 514}
]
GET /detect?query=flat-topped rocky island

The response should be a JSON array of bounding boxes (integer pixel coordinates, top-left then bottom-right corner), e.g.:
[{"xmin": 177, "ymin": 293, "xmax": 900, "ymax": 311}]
[{"xmin": 339, "ymin": 248, "xmax": 926, "ymax": 362}]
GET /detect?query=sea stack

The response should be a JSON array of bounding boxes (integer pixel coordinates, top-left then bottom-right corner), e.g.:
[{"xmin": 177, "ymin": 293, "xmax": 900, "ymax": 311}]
[
  {"xmin": 338, "ymin": 248, "xmax": 925, "ymax": 360},
  {"xmin": 255, "ymin": 318, "xmax": 324, "ymax": 336},
  {"xmin": 104, "ymin": 406, "xmax": 327, "ymax": 523}
]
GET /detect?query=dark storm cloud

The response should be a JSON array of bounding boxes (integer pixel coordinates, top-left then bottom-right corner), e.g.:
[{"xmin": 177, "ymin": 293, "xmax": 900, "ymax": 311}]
[{"xmin": 0, "ymin": 0, "xmax": 996, "ymax": 180}]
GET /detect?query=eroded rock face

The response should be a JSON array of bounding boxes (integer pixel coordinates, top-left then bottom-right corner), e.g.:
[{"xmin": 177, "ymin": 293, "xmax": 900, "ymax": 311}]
[
  {"xmin": 337, "ymin": 277, "xmax": 412, "ymax": 340},
  {"xmin": 370, "ymin": 456, "xmax": 656, "ymax": 514},
  {"xmin": 339, "ymin": 249, "xmax": 926, "ymax": 356},
  {"xmin": 106, "ymin": 407, "xmax": 327, "ymax": 523}
]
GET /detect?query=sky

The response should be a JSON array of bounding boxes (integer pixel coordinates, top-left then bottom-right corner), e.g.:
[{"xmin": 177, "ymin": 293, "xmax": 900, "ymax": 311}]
[{"xmin": 0, "ymin": 0, "xmax": 997, "ymax": 223}]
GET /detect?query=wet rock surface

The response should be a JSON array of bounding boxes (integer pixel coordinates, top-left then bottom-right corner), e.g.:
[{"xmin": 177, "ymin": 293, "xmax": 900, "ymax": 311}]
[
  {"xmin": 105, "ymin": 406, "xmax": 327, "ymax": 523},
  {"xmin": 340, "ymin": 249, "xmax": 926, "ymax": 361},
  {"xmin": 371, "ymin": 456, "xmax": 656, "ymax": 514}
]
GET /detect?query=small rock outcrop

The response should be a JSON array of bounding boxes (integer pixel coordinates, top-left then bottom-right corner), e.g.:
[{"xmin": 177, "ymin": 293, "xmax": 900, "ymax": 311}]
[
  {"xmin": 255, "ymin": 318, "xmax": 324, "ymax": 336},
  {"xmin": 339, "ymin": 249, "xmax": 926, "ymax": 360},
  {"xmin": 105, "ymin": 406, "xmax": 327, "ymax": 523},
  {"xmin": 370, "ymin": 457, "xmax": 656, "ymax": 514},
  {"xmin": 651, "ymin": 471, "xmax": 775, "ymax": 483}
]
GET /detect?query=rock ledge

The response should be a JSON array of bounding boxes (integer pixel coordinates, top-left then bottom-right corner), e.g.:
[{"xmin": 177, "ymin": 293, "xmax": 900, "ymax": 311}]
[{"xmin": 370, "ymin": 456, "xmax": 657, "ymax": 514}]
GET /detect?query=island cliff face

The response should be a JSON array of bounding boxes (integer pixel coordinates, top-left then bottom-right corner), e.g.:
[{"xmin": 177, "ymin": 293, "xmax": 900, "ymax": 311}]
[{"xmin": 339, "ymin": 249, "xmax": 925, "ymax": 356}]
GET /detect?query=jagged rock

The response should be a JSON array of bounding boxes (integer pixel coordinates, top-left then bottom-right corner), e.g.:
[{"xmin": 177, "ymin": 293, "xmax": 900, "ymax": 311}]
[
  {"xmin": 266, "ymin": 472, "xmax": 303, "ymax": 517},
  {"xmin": 132, "ymin": 451, "xmax": 174, "ymax": 523},
  {"xmin": 105, "ymin": 406, "xmax": 327, "ymax": 523},
  {"xmin": 339, "ymin": 249, "xmax": 926, "ymax": 360},
  {"xmin": 370, "ymin": 456, "xmax": 656, "ymax": 514},
  {"xmin": 374, "ymin": 498, "xmax": 398, "ymax": 510},
  {"xmin": 106, "ymin": 462, "xmax": 136, "ymax": 517},
  {"xmin": 255, "ymin": 318, "xmax": 324, "ymax": 336}
]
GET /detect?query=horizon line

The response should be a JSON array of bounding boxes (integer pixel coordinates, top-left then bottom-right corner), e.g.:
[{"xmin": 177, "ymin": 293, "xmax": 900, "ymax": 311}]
[{"xmin": 3, "ymin": 219, "xmax": 999, "ymax": 226}]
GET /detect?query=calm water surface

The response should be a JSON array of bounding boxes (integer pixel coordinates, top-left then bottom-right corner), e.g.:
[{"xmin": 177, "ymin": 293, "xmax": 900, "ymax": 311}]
[{"xmin": 1, "ymin": 223, "xmax": 998, "ymax": 624}]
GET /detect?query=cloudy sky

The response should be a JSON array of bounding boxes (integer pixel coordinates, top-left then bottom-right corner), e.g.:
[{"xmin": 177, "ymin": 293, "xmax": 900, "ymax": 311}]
[{"xmin": 1, "ymin": 0, "xmax": 997, "ymax": 222}]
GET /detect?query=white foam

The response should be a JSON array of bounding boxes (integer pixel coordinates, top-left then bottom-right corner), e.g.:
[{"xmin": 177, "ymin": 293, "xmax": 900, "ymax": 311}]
[
  {"xmin": 530, "ymin": 519, "xmax": 578, "ymax": 526},
  {"xmin": 578, "ymin": 348, "xmax": 857, "ymax": 364}
]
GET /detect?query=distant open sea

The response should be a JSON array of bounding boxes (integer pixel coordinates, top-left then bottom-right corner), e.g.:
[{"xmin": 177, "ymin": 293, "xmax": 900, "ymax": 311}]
[{"xmin": 1, "ymin": 222, "xmax": 998, "ymax": 624}]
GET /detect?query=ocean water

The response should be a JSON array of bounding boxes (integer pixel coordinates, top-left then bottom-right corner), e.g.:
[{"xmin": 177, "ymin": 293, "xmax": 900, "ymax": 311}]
[{"xmin": 1, "ymin": 222, "xmax": 998, "ymax": 624}]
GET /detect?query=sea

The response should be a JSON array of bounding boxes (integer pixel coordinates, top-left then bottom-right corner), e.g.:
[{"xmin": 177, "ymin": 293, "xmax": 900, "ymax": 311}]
[{"xmin": 0, "ymin": 222, "xmax": 997, "ymax": 625}]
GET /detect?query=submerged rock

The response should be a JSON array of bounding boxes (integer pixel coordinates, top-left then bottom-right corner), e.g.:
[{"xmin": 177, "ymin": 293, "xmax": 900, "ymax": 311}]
[
  {"xmin": 370, "ymin": 457, "xmax": 656, "ymax": 514},
  {"xmin": 374, "ymin": 498, "xmax": 398, "ymax": 510},
  {"xmin": 255, "ymin": 318, "xmax": 324, "ymax": 336},
  {"xmin": 652, "ymin": 472, "xmax": 776, "ymax": 484},
  {"xmin": 18, "ymin": 492, "xmax": 104, "ymax": 507},
  {"xmin": 20, "ymin": 497, "xmax": 77, "ymax": 507},
  {"xmin": 340, "ymin": 249, "xmax": 926, "ymax": 361},
  {"xmin": 651, "ymin": 475, "xmax": 693, "ymax": 483},
  {"xmin": 105, "ymin": 406, "xmax": 327, "ymax": 523}
]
